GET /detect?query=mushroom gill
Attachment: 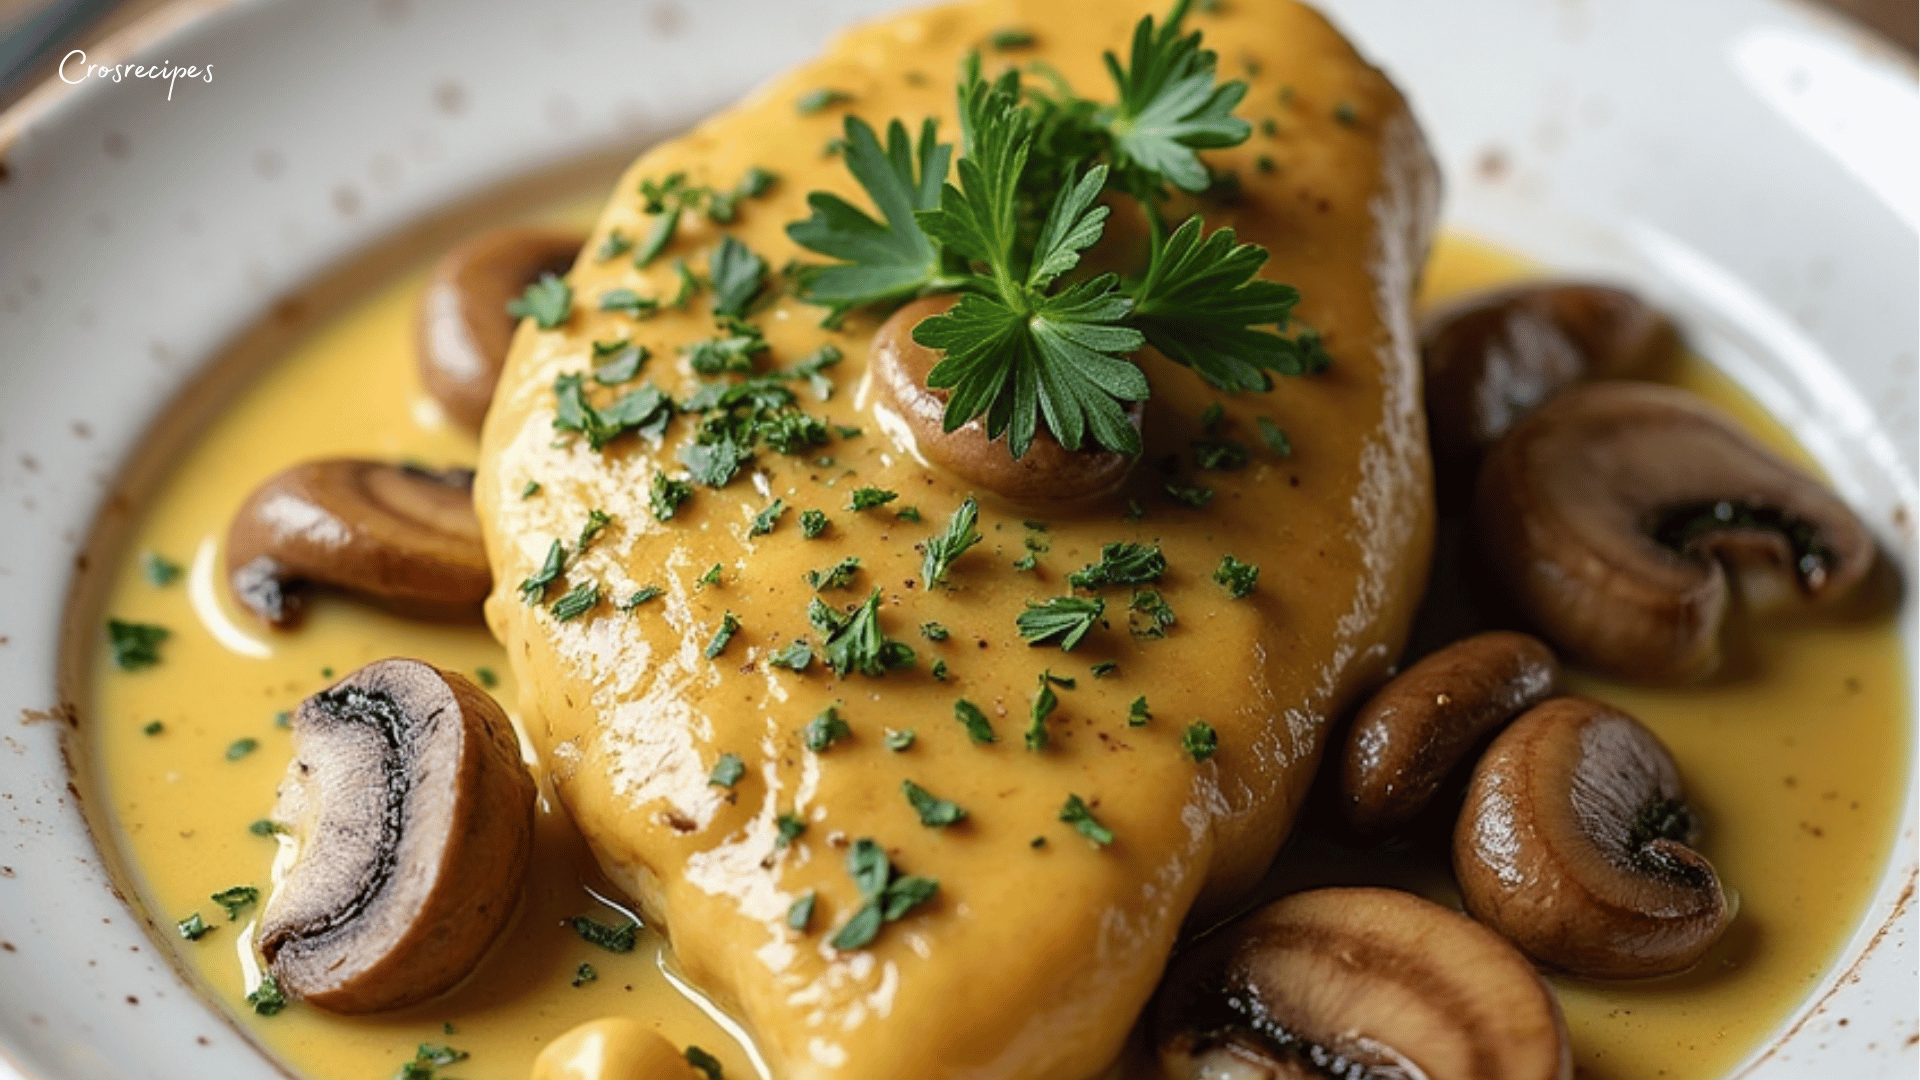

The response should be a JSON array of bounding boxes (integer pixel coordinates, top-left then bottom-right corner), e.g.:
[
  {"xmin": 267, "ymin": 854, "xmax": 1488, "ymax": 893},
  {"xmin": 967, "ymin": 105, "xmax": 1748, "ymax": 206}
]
[{"xmin": 257, "ymin": 658, "xmax": 535, "ymax": 1013}]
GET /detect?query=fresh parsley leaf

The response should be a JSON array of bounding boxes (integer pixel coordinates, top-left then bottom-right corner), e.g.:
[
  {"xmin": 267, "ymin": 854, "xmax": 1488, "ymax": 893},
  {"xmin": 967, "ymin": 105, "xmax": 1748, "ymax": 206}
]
[
  {"xmin": 572, "ymin": 963, "xmax": 597, "ymax": 987},
  {"xmin": 931, "ymin": 658, "xmax": 949, "ymax": 680},
  {"xmin": 704, "ymin": 612, "xmax": 741, "ymax": 659},
  {"xmin": 553, "ymin": 374, "xmax": 673, "ymax": 450},
  {"xmin": 1100, "ymin": 0, "xmax": 1250, "ymax": 195},
  {"xmin": 820, "ymin": 590, "xmax": 915, "ymax": 677},
  {"xmin": 920, "ymin": 621, "xmax": 950, "ymax": 641},
  {"xmin": 954, "ymin": 699, "xmax": 996, "ymax": 743},
  {"xmin": 740, "ymin": 166, "xmax": 778, "ymax": 197},
  {"xmin": 680, "ymin": 433, "xmax": 754, "ymax": 488},
  {"xmin": 787, "ymin": 891, "xmax": 816, "ymax": 932},
  {"xmin": 249, "ymin": 818, "xmax": 285, "ymax": 837},
  {"xmin": 1128, "ymin": 215, "xmax": 1310, "ymax": 391},
  {"xmin": 596, "ymin": 229, "xmax": 633, "ymax": 261},
  {"xmin": 143, "ymin": 720, "xmax": 164, "ymax": 736},
  {"xmin": 769, "ymin": 640, "xmax": 814, "ymax": 672},
  {"xmin": 750, "ymin": 499, "xmax": 787, "ymax": 537},
  {"xmin": 635, "ymin": 210, "xmax": 677, "ymax": 268},
  {"xmin": 1016, "ymin": 596, "xmax": 1104, "ymax": 650},
  {"xmin": 650, "ymin": 473, "xmax": 693, "ymax": 521},
  {"xmin": 620, "ymin": 585, "xmax": 664, "ymax": 609},
  {"xmin": 576, "ymin": 509, "xmax": 612, "ymax": 550},
  {"xmin": 886, "ymin": 728, "xmax": 916, "ymax": 751},
  {"xmin": 848, "ymin": 838, "xmax": 891, "ymax": 899},
  {"xmin": 142, "ymin": 551, "xmax": 182, "ymax": 586},
  {"xmin": 850, "ymin": 486, "xmax": 898, "ymax": 511},
  {"xmin": 800, "ymin": 509, "xmax": 830, "ymax": 538},
  {"xmin": 551, "ymin": 582, "xmax": 602, "ymax": 622},
  {"xmin": 921, "ymin": 496, "xmax": 982, "ymax": 587},
  {"xmin": 989, "ymin": 27, "xmax": 1036, "ymax": 50},
  {"xmin": 570, "ymin": 915, "xmax": 639, "ymax": 952},
  {"xmin": 709, "ymin": 752, "xmax": 746, "ymax": 788},
  {"xmin": 1027, "ymin": 676, "xmax": 1058, "ymax": 751},
  {"xmin": 709, "ymin": 235, "xmax": 767, "ymax": 317},
  {"xmin": 698, "ymin": 563, "xmax": 723, "ymax": 588},
  {"xmin": 177, "ymin": 912, "xmax": 211, "ymax": 940},
  {"xmin": 1129, "ymin": 588, "xmax": 1176, "ymax": 638},
  {"xmin": 803, "ymin": 706, "xmax": 852, "ymax": 752},
  {"xmin": 600, "ymin": 288, "xmax": 659, "ymax": 319},
  {"xmin": 1091, "ymin": 660, "xmax": 1118, "ymax": 677},
  {"xmin": 671, "ymin": 259, "xmax": 703, "ymax": 307},
  {"xmin": 683, "ymin": 328, "xmax": 767, "ymax": 375},
  {"xmin": 1214, "ymin": 554, "xmax": 1259, "ymax": 598},
  {"xmin": 1067, "ymin": 541, "xmax": 1165, "ymax": 589},
  {"xmin": 831, "ymin": 903, "xmax": 885, "ymax": 952},
  {"xmin": 1165, "ymin": 480, "xmax": 1214, "ymax": 507},
  {"xmin": 211, "ymin": 885, "xmax": 258, "ymax": 920},
  {"xmin": 787, "ymin": 116, "xmax": 953, "ymax": 322},
  {"xmin": 903, "ymin": 780, "xmax": 966, "ymax": 826},
  {"xmin": 521, "ymin": 479, "xmax": 542, "ymax": 499},
  {"xmin": 805, "ymin": 556, "xmax": 862, "ymax": 591},
  {"xmin": 796, "ymin": 88, "xmax": 853, "ymax": 114},
  {"xmin": 106, "ymin": 619, "xmax": 169, "ymax": 670},
  {"xmin": 1258, "ymin": 415, "xmax": 1292, "ymax": 455},
  {"xmin": 246, "ymin": 975, "xmax": 287, "ymax": 1016},
  {"xmin": 507, "ymin": 273, "xmax": 572, "ymax": 329},
  {"xmin": 1060, "ymin": 793, "xmax": 1114, "ymax": 846},
  {"xmin": 1128, "ymin": 695, "xmax": 1151, "ymax": 726},
  {"xmin": 226, "ymin": 737, "xmax": 258, "ymax": 761},
  {"xmin": 1193, "ymin": 436, "xmax": 1249, "ymax": 470},
  {"xmin": 592, "ymin": 344, "xmax": 648, "ymax": 385},
  {"xmin": 776, "ymin": 813, "xmax": 808, "ymax": 849},
  {"xmin": 1182, "ymin": 721, "xmax": 1219, "ymax": 761}
]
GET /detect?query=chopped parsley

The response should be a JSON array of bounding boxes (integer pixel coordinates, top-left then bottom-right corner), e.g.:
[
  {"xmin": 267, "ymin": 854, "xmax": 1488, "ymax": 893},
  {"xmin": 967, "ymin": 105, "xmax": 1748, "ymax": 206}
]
[
  {"xmin": 786, "ymin": 344, "xmax": 842, "ymax": 400},
  {"xmin": 572, "ymin": 963, "xmax": 597, "ymax": 987},
  {"xmin": 954, "ymin": 699, "xmax": 996, "ymax": 744},
  {"xmin": 903, "ymin": 780, "xmax": 967, "ymax": 826},
  {"xmin": 1129, "ymin": 589, "xmax": 1177, "ymax": 638},
  {"xmin": 886, "ymin": 728, "xmax": 916, "ymax": 751},
  {"xmin": 1165, "ymin": 480, "xmax": 1215, "ymax": 508},
  {"xmin": 142, "ymin": 720, "xmax": 164, "ymax": 736},
  {"xmin": 805, "ymin": 556, "xmax": 862, "ymax": 591},
  {"xmin": 649, "ymin": 473, "xmax": 694, "ymax": 521},
  {"xmin": 768, "ymin": 640, "xmax": 814, "ymax": 672},
  {"xmin": 815, "ymin": 590, "xmax": 916, "ymax": 677},
  {"xmin": 931, "ymin": 658, "xmax": 949, "ymax": 681},
  {"xmin": 248, "ymin": 819, "xmax": 284, "ymax": 837},
  {"xmin": 921, "ymin": 496, "xmax": 982, "ymax": 587},
  {"xmin": 750, "ymin": 499, "xmax": 788, "ymax": 537},
  {"xmin": 920, "ymin": 621, "xmax": 950, "ymax": 641},
  {"xmin": 1258, "ymin": 415, "xmax": 1292, "ymax": 455},
  {"xmin": 576, "ymin": 508, "xmax": 613, "ymax": 550},
  {"xmin": 620, "ymin": 585, "xmax": 664, "ymax": 609},
  {"xmin": 698, "ymin": 563, "xmax": 723, "ymax": 588},
  {"xmin": 246, "ymin": 975, "xmax": 287, "ymax": 1016},
  {"xmin": 776, "ymin": 813, "xmax": 808, "ymax": 848},
  {"xmin": 226, "ymin": 738, "xmax": 258, "ymax": 761},
  {"xmin": 1182, "ymin": 721, "xmax": 1219, "ymax": 761},
  {"xmin": 1026, "ymin": 676, "xmax": 1058, "ymax": 751},
  {"xmin": 569, "ymin": 915, "xmax": 639, "ymax": 953},
  {"xmin": 177, "ymin": 913, "xmax": 212, "ymax": 941},
  {"xmin": 1066, "ymin": 542, "xmax": 1165, "ymax": 589},
  {"xmin": 1214, "ymin": 554, "xmax": 1260, "ymax": 598},
  {"xmin": 552, "ymin": 374, "xmax": 673, "ymax": 450},
  {"xmin": 704, "ymin": 611, "xmax": 741, "ymax": 659},
  {"xmin": 1016, "ymin": 596, "xmax": 1105, "ymax": 650},
  {"xmin": 1193, "ymin": 437, "xmax": 1250, "ymax": 471},
  {"xmin": 1060, "ymin": 794, "xmax": 1114, "ymax": 847},
  {"xmin": 551, "ymin": 582, "xmax": 602, "ymax": 622},
  {"xmin": 635, "ymin": 208, "xmax": 678, "ymax": 268},
  {"xmin": 800, "ymin": 509, "xmax": 830, "ymax": 538},
  {"xmin": 592, "ymin": 343, "xmax": 649, "ymax": 385},
  {"xmin": 596, "ymin": 230, "xmax": 633, "ymax": 261},
  {"xmin": 803, "ymin": 706, "xmax": 852, "ymax": 752},
  {"xmin": 106, "ymin": 619, "xmax": 169, "ymax": 670},
  {"xmin": 506, "ymin": 273, "xmax": 571, "ymax": 329},
  {"xmin": 1128, "ymin": 695, "xmax": 1151, "ymax": 727},
  {"xmin": 686, "ymin": 1048, "xmax": 725, "ymax": 1080},
  {"xmin": 142, "ymin": 551, "xmax": 182, "ymax": 586},
  {"xmin": 475, "ymin": 666, "xmax": 499, "ymax": 689},
  {"xmin": 787, "ymin": 891, "xmax": 816, "ymax": 932},
  {"xmin": 708, "ymin": 752, "xmax": 746, "ymax": 789},
  {"xmin": 988, "ymin": 27, "xmax": 1036, "ymax": 50},
  {"xmin": 849, "ymin": 486, "xmax": 898, "ymax": 511},
  {"xmin": 518, "ymin": 540, "xmax": 566, "ymax": 604},
  {"xmin": 709, "ymin": 236, "xmax": 767, "ymax": 318},
  {"xmin": 828, "ymin": 839, "xmax": 938, "ymax": 951},
  {"xmin": 211, "ymin": 885, "xmax": 258, "ymax": 920},
  {"xmin": 521, "ymin": 480, "xmax": 542, "ymax": 499},
  {"xmin": 796, "ymin": 88, "xmax": 853, "ymax": 114},
  {"xmin": 1091, "ymin": 661, "xmax": 1118, "ymax": 678}
]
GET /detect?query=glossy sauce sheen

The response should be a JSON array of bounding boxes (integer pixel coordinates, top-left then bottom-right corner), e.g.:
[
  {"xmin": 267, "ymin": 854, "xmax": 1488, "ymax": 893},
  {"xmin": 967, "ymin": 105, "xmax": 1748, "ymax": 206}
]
[
  {"xmin": 81, "ymin": 16, "xmax": 1907, "ymax": 1080},
  {"xmin": 478, "ymin": 1, "xmax": 1433, "ymax": 1077}
]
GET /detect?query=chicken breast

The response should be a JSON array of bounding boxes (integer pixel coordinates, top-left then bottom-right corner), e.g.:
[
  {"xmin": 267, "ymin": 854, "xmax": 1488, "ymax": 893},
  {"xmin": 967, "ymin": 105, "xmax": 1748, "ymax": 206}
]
[{"xmin": 476, "ymin": 1, "xmax": 1438, "ymax": 1076}]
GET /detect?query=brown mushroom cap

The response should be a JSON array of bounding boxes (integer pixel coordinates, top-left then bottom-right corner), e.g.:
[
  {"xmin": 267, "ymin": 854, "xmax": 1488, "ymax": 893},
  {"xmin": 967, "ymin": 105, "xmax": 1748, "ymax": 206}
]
[
  {"xmin": 418, "ymin": 227, "xmax": 585, "ymax": 433},
  {"xmin": 1473, "ymin": 381, "xmax": 1873, "ymax": 683},
  {"xmin": 258, "ymin": 659, "xmax": 536, "ymax": 1013},
  {"xmin": 868, "ymin": 295, "xmax": 1142, "ymax": 507},
  {"xmin": 226, "ymin": 459, "xmax": 490, "ymax": 628},
  {"xmin": 1454, "ymin": 696, "xmax": 1733, "ymax": 979},
  {"xmin": 1155, "ymin": 887, "xmax": 1570, "ymax": 1080},
  {"xmin": 1422, "ymin": 282, "xmax": 1677, "ymax": 485},
  {"xmin": 1340, "ymin": 630, "xmax": 1562, "ymax": 837}
]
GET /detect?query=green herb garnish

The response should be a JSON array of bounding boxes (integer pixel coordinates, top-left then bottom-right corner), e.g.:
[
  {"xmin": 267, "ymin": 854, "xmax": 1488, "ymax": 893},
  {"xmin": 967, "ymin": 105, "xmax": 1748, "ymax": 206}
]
[
  {"xmin": 1258, "ymin": 415, "xmax": 1292, "ymax": 455},
  {"xmin": 708, "ymin": 753, "xmax": 745, "ymax": 789},
  {"xmin": 776, "ymin": 813, "xmax": 808, "ymax": 849},
  {"xmin": 709, "ymin": 236, "xmax": 767, "ymax": 318},
  {"xmin": 650, "ymin": 473, "xmax": 694, "ymax": 521},
  {"xmin": 1129, "ymin": 589, "xmax": 1177, "ymax": 637},
  {"xmin": 800, "ymin": 509, "xmax": 830, "ymax": 538},
  {"xmin": 787, "ymin": 891, "xmax": 816, "ymax": 932},
  {"xmin": 1067, "ymin": 542, "xmax": 1165, "ymax": 589},
  {"xmin": 518, "ymin": 540, "xmax": 566, "ymax": 604},
  {"xmin": 572, "ymin": 963, "xmax": 597, "ymax": 987},
  {"xmin": 803, "ymin": 706, "xmax": 852, "ymax": 752},
  {"xmin": 1213, "ymin": 554, "xmax": 1259, "ymax": 598},
  {"xmin": 551, "ymin": 582, "xmax": 602, "ymax": 622},
  {"xmin": 1128, "ymin": 695, "xmax": 1151, "ymax": 727},
  {"xmin": 106, "ymin": 619, "xmax": 169, "ymax": 670},
  {"xmin": 569, "ymin": 915, "xmax": 639, "ymax": 953},
  {"xmin": 1060, "ymin": 794, "xmax": 1114, "ymax": 846},
  {"xmin": 903, "ymin": 780, "xmax": 967, "ymax": 826},
  {"xmin": 769, "ymin": 640, "xmax": 814, "ymax": 672},
  {"xmin": 1016, "ymin": 596, "xmax": 1104, "ymax": 650},
  {"xmin": 1182, "ymin": 721, "xmax": 1219, "ymax": 761},
  {"xmin": 988, "ymin": 27, "xmax": 1036, "ymax": 50},
  {"xmin": 592, "ymin": 343, "xmax": 649, "ymax": 385},
  {"xmin": 246, "ymin": 974, "xmax": 287, "ymax": 1016},
  {"xmin": 849, "ymin": 487, "xmax": 898, "ymax": 511},
  {"xmin": 921, "ymin": 496, "xmax": 982, "ymax": 588},
  {"xmin": 507, "ymin": 273, "xmax": 571, "ymax": 329},
  {"xmin": 226, "ymin": 738, "xmax": 258, "ymax": 761},
  {"xmin": 620, "ymin": 585, "xmax": 664, "ymax": 609},
  {"xmin": 920, "ymin": 621, "xmax": 950, "ymax": 641},
  {"xmin": 1026, "ymin": 675, "xmax": 1058, "ymax": 751},
  {"xmin": 805, "ymin": 556, "xmax": 862, "ymax": 591},
  {"xmin": 177, "ymin": 913, "xmax": 212, "ymax": 941},
  {"xmin": 142, "ymin": 720, "xmax": 164, "ymax": 736},
  {"xmin": 828, "ymin": 839, "xmax": 938, "ymax": 951},
  {"xmin": 211, "ymin": 885, "xmax": 258, "ymax": 920},
  {"xmin": 749, "ymin": 499, "xmax": 788, "ymax": 537},
  {"xmin": 797, "ymin": 88, "xmax": 853, "ymax": 114},
  {"xmin": 142, "ymin": 551, "xmax": 182, "ymax": 586},
  {"xmin": 704, "ymin": 611, "xmax": 741, "ymax": 659},
  {"xmin": 686, "ymin": 1048, "xmax": 725, "ymax": 1080},
  {"xmin": 248, "ymin": 819, "xmax": 285, "ymax": 837},
  {"xmin": 816, "ymin": 590, "xmax": 916, "ymax": 677},
  {"xmin": 954, "ymin": 699, "xmax": 996, "ymax": 743},
  {"xmin": 886, "ymin": 728, "xmax": 916, "ymax": 751}
]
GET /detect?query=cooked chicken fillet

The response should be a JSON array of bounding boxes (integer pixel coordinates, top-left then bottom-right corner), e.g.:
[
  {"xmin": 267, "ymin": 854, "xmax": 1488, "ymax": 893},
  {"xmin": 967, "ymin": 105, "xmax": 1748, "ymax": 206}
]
[{"xmin": 477, "ymin": 1, "xmax": 1438, "ymax": 1076}]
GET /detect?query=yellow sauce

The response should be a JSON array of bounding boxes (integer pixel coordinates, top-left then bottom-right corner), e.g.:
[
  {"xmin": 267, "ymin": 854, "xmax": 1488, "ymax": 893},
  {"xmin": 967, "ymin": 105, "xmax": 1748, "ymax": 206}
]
[{"xmin": 75, "ymin": 16, "xmax": 1907, "ymax": 1080}]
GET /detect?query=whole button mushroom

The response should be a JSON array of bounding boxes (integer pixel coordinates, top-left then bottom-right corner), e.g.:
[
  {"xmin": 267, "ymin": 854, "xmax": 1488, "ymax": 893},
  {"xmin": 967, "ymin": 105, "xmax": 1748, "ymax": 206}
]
[
  {"xmin": 1340, "ymin": 630, "xmax": 1561, "ymax": 837},
  {"xmin": 257, "ymin": 659, "xmax": 536, "ymax": 1013},
  {"xmin": 417, "ymin": 227, "xmax": 586, "ymax": 433},
  {"xmin": 1154, "ymin": 887, "xmax": 1571, "ymax": 1080},
  {"xmin": 1454, "ymin": 696, "xmax": 1734, "ymax": 980},
  {"xmin": 1421, "ymin": 282, "xmax": 1677, "ymax": 490},
  {"xmin": 1474, "ymin": 381, "xmax": 1872, "ymax": 683},
  {"xmin": 226, "ymin": 459, "xmax": 491, "ymax": 628},
  {"xmin": 869, "ymin": 295, "xmax": 1143, "ymax": 507}
]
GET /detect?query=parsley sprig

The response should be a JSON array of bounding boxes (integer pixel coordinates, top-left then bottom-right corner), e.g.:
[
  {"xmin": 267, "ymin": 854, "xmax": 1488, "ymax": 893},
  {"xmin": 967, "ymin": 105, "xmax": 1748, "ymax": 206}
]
[{"xmin": 786, "ymin": 1, "xmax": 1324, "ymax": 459}]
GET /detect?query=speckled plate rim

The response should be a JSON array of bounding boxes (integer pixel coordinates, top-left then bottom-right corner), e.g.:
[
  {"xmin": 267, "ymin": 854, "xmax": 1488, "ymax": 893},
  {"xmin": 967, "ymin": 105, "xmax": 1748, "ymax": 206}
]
[{"xmin": 0, "ymin": 1, "xmax": 1912, "ymax": 1078}]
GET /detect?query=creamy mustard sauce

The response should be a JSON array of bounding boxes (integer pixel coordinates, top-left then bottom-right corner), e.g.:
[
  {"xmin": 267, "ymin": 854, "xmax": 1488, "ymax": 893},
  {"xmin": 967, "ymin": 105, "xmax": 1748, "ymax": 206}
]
[{"xmin": 78, "ymin": 6, "xmax": 1907, "ymax": 1080}]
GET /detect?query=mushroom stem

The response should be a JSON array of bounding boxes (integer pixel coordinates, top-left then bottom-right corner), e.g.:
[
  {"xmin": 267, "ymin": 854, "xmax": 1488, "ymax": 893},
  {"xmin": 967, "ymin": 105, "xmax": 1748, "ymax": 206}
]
[
  {"xmin": 1453, "ymin": 696, "xmax": 1734, "ymax": 979},
  {"xmin": 1473, "ymin": 381, "xmax": 1873, "ymax": 683},
  {"xmin": 226, "ymin": 459, "xmax": 491, "ymax": 628},
  {"xmin": 258, "ymin": 659, "xmax": 536, "ymax": 1013},
  {"xmin": 868, "ymin": 295, "xmax": 1142, "ymax": 507}
]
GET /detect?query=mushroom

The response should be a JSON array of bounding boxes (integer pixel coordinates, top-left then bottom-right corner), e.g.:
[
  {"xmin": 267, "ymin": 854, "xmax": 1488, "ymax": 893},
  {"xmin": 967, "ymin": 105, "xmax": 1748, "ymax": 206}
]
[
  {"xmin": 1422, "ymin": 282, "xmax": 1677, "ymax": 487},
  {"xmin": 532, "ymin": 1018, "xmax": 704, "ymax": 1080},
  {"xmin": 1340, "ymin": 631, "xmax": 1561, "ymax": 837},
  {"xmin": 1473, "ymin": 381, "xmax": 1872, "ymax": 683},
  {"xmin": 869, "ymin": 295, "xmax": 1142, "ymax": 506},
  {"xmin": 226, "ymin": 459, "xmax": 491, "ymax": 628},
  {"xmin": 1154, "ymin": 886, "xmax": 1570, "ymax": 1080},
  {"xmin": 417, "ymin": 227, "xmax": 586, "ymax": 433},
  {"xmin": 257, "ymin": 658, "xmax": 536, "ymax": 1013},
  {"xmin": 1453, "ymin": 696, "xmax": 1733, "ymax": 979}
]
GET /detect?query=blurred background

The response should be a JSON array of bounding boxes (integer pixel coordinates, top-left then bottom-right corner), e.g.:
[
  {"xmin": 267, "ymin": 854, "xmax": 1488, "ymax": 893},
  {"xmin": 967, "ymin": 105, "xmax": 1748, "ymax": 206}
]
[{"xmin": 2, "ymin": 0, "xmax": 1914, "ymax": 115}]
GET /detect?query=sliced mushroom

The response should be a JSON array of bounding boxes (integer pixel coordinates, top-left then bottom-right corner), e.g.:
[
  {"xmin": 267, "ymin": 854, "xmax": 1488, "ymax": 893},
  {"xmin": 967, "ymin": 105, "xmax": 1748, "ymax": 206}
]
[
  {"xmin": 1454, "ymin": 696, "xmax": 1732, "ymax": 979},
  {"xmin": 869, "ymin": 295, "xmax": 1142, "ymax": 506},
  {"xmin": 1474, "ymin": 381, "xmax": 1872, "ymax": 683},
  {"xmin": 1422, "ymin": 282, "xmax": 1677, "ymax": 485},
  {"xmin": 532, "ymin": 1018, "xmax": 701, "ymax": 1080},
  {"xmin": 1340, "ymin": 631, "xmax": 1562, "ymax": 837},
  {"xmin": 257, "ymin": 659, "xmax": 535, "ymax": 1013},
  {"xmin": 418, "ymin": 227, "xmax": 585, "ymax": 433},
  {"xmin": 227, "ymin": 459, "xmax": 491, "ymax": 628},
  {"xmin": 1155, "ymin": 886, "xmax": 1570, "ymax": 1080}
]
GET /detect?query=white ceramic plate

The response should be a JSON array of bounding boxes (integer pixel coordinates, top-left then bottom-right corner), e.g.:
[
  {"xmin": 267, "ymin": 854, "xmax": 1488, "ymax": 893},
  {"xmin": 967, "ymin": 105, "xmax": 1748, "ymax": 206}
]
[{"xmin": 0, "ymin": 1, "xmax": 1913, "ymax": 1077}]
